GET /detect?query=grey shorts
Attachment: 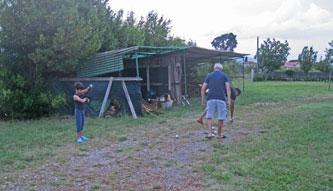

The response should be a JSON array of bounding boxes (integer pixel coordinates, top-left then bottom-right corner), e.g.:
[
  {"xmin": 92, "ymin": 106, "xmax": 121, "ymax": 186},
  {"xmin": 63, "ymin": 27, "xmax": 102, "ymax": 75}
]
[{"xmin": 206, "ymin": 99, "xmax": 227, "ymax": 120}]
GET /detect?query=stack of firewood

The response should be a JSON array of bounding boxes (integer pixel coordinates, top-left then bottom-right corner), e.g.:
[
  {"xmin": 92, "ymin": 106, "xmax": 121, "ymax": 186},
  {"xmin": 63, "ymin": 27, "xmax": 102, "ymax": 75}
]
[
  {"xmin": 104, "ymin": 99, "xmax": 121, "ymax": 118},
  {"xmin": 142, "ymin": 99, "xmax": 164, "ymax": 115}
]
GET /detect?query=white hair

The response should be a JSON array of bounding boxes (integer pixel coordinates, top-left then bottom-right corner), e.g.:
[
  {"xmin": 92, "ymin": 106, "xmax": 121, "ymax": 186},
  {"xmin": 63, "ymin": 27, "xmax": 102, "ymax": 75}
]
[{"xmin": 214, "ymin": 63, "xmax": 223, "ymax": 70}]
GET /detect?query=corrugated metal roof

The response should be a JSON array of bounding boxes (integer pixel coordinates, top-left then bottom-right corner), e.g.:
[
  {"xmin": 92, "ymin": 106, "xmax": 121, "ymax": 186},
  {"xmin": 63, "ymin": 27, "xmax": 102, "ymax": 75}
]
[
  {"xmin": 77, "ymin": 46, "xmax": 139, "ymax": 78},
  {"xmin": 76, "ymin": 46, "xmax": 249, "ymax": 77}
]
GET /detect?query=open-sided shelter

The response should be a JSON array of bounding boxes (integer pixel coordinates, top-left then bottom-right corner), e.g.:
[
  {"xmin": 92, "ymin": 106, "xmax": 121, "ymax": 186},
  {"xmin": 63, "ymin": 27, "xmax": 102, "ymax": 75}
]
[{"xmin": 60, "ymin": 46, "xmax": 247, "ymax": 118}]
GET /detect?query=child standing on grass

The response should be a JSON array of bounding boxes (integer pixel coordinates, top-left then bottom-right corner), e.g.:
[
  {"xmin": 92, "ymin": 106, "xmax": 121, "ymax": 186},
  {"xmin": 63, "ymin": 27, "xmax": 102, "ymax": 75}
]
[{"xmin": 73, "ymin": 82, "xmax": 93, "ymax": 143}]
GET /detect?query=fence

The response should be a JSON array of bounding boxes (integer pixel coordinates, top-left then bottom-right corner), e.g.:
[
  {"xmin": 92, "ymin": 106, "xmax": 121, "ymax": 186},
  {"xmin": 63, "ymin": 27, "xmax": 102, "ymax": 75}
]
[{"xmin": 266, "ymin": 71, "xmax": 332, "ymax": 81}]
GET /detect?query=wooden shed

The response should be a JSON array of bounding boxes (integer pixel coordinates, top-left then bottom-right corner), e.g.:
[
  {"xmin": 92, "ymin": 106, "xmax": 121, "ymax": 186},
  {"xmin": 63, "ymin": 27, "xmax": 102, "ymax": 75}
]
[{"xmin": 59, "ymin": 46, "xmax": 247, "ymax": 118}]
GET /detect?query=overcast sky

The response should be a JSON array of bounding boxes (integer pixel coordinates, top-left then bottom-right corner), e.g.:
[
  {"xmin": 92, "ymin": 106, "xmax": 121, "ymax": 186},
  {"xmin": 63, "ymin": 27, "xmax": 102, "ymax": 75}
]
[{"xmin": 108, "ymin": 0, "xmax": 333, "ymax": 60}]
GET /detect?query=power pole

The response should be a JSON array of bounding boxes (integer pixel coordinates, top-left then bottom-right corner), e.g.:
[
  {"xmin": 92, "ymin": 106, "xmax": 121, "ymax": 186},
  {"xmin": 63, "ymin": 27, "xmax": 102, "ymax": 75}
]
[{"xmin": 257, "ymin": 36, "xmax": 259, "ymax": 72}]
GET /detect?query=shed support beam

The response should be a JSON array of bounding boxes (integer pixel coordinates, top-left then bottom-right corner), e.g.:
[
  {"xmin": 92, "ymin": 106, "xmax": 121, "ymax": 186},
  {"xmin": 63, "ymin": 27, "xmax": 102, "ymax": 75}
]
[
  {"xmin": 122, "ymin": 81, "xmax": 137, "ymax": 119},
  {"xmin": 135, "ymin": 53, "xmax": 139, "ymax": 77},
  {"xmin": 168, "ymin": 64, "xmax": 171, "ymax": 91},
  {"xmin": 99, "ymin": 77, "xmax": 114, "ymax": 118},
  {"xmin": 183, "ymin": 50, "xmax": 188, "ymax": 96},
  {"xmin": 146, "ymin": 66, "xmax": 150, "ymax": 91}
]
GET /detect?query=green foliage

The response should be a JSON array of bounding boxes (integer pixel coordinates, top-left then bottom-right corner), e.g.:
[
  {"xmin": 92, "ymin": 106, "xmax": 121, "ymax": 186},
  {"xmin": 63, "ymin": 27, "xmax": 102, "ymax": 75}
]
[
  {"xmin": 298, "ymin": 46, "xmax": 317, "ymax": 77},
  {"xmin": 188, "ymin": 63, "xmax": 214, "ymax": 84},
  {"xmin": 315, "ymin": 59, "xmax": 330, "ymax": 72},
  {"xmin": 211, "ymin": 33, "xmax": 238, "ymax": 51},
  {"xmin": 0, "ymin": 0, "xmax": 105, "ymax": 74},
  {"xmin": 139, "ymin": 11, "xmax": 171, "ymax": 46},
  {"xmin": 0, "ymin": 1, "xmax": 192, "ymax": 119},
  {"xmin": 325, "ymin": 40, "xmax": 333, "ymax": 64},
  {"xmin": 258, "ymin": 38, "xmax": 290, "ymax": 80},
  {"xmin": 223, "ymin": 61, "xmax": 243, "ymax": 82},
  {"xmin": 0, "ymin": 64, "xmax": 65, "ymax": 119},
  {"xmin": 285, "ymin": 69, "xmax": 295, "ymax": 77},
  {"xmin": 0, "ymin": 0, "xmax": 107, "ymax": 118},
  {"xmin": 253, "ymin": 73, "xmax": 265, "ymax": 81}
]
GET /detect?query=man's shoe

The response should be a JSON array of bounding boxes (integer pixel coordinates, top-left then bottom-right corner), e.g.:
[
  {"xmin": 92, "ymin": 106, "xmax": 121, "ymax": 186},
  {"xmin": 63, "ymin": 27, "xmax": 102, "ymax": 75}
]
[{"xmin": 81, "ymin": 136, "xmax": 88, "ymax": 141}]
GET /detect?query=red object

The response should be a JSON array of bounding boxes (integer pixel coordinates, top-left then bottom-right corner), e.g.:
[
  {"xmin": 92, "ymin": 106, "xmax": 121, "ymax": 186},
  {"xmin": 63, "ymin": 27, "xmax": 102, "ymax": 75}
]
[{"xmin": 284, "ymin": 61, "xmax": 300, "ymax": 68}]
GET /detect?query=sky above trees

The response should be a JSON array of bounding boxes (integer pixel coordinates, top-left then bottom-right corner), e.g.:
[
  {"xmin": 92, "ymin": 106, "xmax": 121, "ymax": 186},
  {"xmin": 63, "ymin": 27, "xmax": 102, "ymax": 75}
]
[{"xmin": 109, "ymin": 0, "xmax": 333, "ymax": 60}]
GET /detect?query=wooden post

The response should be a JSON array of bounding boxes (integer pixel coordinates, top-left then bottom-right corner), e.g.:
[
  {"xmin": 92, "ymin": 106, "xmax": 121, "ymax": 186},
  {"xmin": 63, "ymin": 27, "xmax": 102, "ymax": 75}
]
[
  {"xmin": 135, "ymin": 53, "xmax": 139, "ymax": 77},
  {"xmin": 99, "ymin": 77, "xmax": 114, "ymax": 118},
  {"xmin": 121, "ymin": 81, "xmax": 137, "ymax": 119},
  {"xmin": 146, "ymin": 66, "xmax": 150, "ymax": 91},
  {"xmin": 183, "ymin": 50, "xmax": 187, "ymax": 96},
  {"xmin": 168, "ymin": 63, "xmax": 172, "ymax": 91}
]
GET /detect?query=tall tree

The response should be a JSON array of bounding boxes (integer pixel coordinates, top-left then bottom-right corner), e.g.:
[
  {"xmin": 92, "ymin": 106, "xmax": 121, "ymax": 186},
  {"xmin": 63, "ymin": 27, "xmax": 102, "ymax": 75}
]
[
  {"xmin": 0, "ymin": 0, "xmax": 107, "ymax": 76},
  {"xmin": 298, "ymin": 46, "xmax": 317, "ymax": 78},
  {"xmin": 258, "ymin": 38, "xmax": 290, "ymax": 80},
  {"xmin": 315, "ymin": 59, "xmax": 330, "ymax": 72},
  {"xmin": 139, "ymin": 11, "xmax": 171, "ymax": 46},
  {"xmin": 0, "ymin": 0, "xmax": 108, "ymax": 119},
  {"xmin": 325, "ymin": 40, "xmax": 333, "ymax": 65},
  {"xmin": 211, "ymin": 33, "xmax": 237, "ymax": 51}
]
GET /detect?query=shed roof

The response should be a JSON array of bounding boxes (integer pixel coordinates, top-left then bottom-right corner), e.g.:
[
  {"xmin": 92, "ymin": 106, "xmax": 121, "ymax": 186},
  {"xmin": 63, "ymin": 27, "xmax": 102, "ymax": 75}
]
[{"xmin": 77, "ymin": 46, "xmax": 248, "ymax": 77}]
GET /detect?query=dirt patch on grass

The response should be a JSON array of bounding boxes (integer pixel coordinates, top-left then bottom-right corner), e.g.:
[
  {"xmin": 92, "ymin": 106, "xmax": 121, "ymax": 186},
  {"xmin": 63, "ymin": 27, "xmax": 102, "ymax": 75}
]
[{"xmin": 2, "ymin": 94, "xmax": 332, "ymax": 190}]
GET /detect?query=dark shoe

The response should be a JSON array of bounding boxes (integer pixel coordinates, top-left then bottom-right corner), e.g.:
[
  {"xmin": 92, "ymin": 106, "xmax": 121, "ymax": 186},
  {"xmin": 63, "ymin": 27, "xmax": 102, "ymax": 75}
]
[
  {"xmin": 216, "ymin": 135, "xmax": 227, "ymax": 139},
  {"xmin": 205, "ymin": 135, "xmax": 215, "ymax": 139}
]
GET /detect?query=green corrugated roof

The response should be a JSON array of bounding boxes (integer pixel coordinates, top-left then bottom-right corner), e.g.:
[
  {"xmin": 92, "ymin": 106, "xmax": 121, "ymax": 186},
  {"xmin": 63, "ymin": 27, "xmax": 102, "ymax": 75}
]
[
  {"xmin": 76, "ymin": 46, "xmax": 187, "ymax": 77},
  {"xmin": 76, "ymin": 46, "xmax": 248, "ymax": 78},
  {"xmin": 77, "ymin": 46, "xmax": 140, "ymax": 78}
]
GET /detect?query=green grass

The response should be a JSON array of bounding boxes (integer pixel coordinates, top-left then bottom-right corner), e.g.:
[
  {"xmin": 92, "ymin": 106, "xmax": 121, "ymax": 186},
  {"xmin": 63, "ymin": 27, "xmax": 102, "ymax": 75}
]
[
  {"xmin": 232, "ymin": 81, "xmax": 332, "ymax": 105},
  {"xmin": 202, "ymin": 99, "xmax": 333, "ymax": 190},
  {"xmin": 1, "ymin": 80, "xmax": 332, "ymax": 190}
]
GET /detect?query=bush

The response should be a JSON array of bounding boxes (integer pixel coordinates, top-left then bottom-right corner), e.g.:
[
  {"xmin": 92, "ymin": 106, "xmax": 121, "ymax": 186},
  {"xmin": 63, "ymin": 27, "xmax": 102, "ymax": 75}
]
[
  {"xmin": 0, "ymin": 65, "xmax": 65, "ymax": 119},
  {"xmin": 285, "ymin": 70, "xmax": 295, "ymax": 77},
  {"xmin": 253, "ymin": 73, "xmax": 265, "ymax": 81}
]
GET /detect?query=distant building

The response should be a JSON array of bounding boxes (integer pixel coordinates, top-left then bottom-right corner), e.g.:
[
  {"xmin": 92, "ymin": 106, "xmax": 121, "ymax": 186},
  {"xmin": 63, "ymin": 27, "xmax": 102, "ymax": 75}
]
[
  {"xmin": 284, "ymin": 61, "xmax": 300, "ymax": 68},
  {"xmin": 244, "ymin": 61, "xmax": 257, "ymax": 67}
]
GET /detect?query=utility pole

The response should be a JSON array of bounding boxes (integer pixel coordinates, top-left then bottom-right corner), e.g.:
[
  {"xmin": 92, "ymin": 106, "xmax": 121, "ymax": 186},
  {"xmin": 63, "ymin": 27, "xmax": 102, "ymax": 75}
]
[{"xmin": 257, "ymin": 36, "xmax": 259, "ymax": 72}]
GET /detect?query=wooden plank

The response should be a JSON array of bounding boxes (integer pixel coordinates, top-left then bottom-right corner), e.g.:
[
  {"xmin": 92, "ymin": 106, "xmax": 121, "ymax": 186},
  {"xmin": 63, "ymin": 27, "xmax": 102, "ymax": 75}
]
[
  {"xmin": 121, "ymin": 81, "xmax": 137, "ymax": 119},
  {"xmin": 98, "ymin": 77, "xmax": 114, "ymax": 118},
  {"xmin": 60, "ymin": 77, "xmax": 142, "ymax": 82},
  {"xmin": 168, "ymin": 64, "xmax": 172, "ymax": 91}
]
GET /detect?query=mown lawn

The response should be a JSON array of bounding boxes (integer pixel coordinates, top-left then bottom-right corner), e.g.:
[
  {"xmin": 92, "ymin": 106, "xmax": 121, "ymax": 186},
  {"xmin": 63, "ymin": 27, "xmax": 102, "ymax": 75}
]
[
  {"xmin": 0, "ymin": 81, "xmax": 332, "ymax": 190},
  {"xmin": 201, "ymin": 81, "xmax": 333, "ymax": 190},
  {"xmin": 233, "ymin": 80, "xmax": 332, "ymax": 105}
]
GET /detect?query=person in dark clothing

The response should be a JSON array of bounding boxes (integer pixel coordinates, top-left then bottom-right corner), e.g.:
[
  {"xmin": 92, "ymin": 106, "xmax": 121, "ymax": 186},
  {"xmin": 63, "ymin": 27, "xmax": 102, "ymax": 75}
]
[
  {"xmin": 73, "ymin": 82, "xmax": 93, "ymax": 143},
  {"xmin": 201, "ymin": 63, "xmax": 231, "ymax": 139},
  {"xmin": 197, "ymin": 87, "xmax": 241, "ymax": 125}
]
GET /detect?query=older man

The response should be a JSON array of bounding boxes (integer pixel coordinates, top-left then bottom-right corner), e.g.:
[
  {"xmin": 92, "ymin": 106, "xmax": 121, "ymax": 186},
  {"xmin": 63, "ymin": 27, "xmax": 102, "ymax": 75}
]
[{"xmin": 201, "ymin": 63, "xmax": 231, "ymax": 139}]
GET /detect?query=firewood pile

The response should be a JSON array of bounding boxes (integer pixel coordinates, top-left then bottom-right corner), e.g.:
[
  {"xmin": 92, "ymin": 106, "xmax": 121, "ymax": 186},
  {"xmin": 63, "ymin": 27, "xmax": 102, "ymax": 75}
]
[
  {"xmin": 142, "ymin": 99, "xmax": 164, "ymax": 115},
  {"xmin": 104, "ymin": 99, "xmax": 121, "ymax": 118}
]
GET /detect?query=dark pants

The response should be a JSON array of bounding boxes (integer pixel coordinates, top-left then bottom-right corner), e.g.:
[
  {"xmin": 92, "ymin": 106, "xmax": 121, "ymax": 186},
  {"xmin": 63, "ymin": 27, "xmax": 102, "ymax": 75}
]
[{"xmin": 75, "ymin": 109, "xmax": 85, "ymax": 132}]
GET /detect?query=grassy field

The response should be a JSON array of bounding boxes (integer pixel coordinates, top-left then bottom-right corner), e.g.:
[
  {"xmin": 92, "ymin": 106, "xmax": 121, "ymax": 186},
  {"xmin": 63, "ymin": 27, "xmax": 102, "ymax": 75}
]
[{"xmin": 1, "ymin": 81, "xmax": 332, "ymax": 190}]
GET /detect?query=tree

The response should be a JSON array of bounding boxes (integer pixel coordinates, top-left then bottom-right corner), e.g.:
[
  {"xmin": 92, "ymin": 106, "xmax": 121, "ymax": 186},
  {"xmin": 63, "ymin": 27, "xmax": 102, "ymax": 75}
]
[
  {"xmin": 258, "ymin": 38, "xmax": 290, "ymax": 80},
  {"xmin": 0, "ymin": 0, "xmax": 108, "ymax": 118},
  {"xmin": 211, "ymin": 33, "xmax": 237, "ymax": 51},
  {"xmin": 0, "ymin": 0, "xmax": 107, "ymax": 76},
  {"xmin": 325, "ymin": 40, "xmax": 333, "ymax": 65},
  {"xmin": 138, "ymin": 11, "xmax": 171, "ymax": 46},
  {"xmin": 298, "ymin": 46, "xmax": 317, "ymax": 78},
  {"xmin": 315, "ymin": 59, "xmax": 330, "ymax": 72}
]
